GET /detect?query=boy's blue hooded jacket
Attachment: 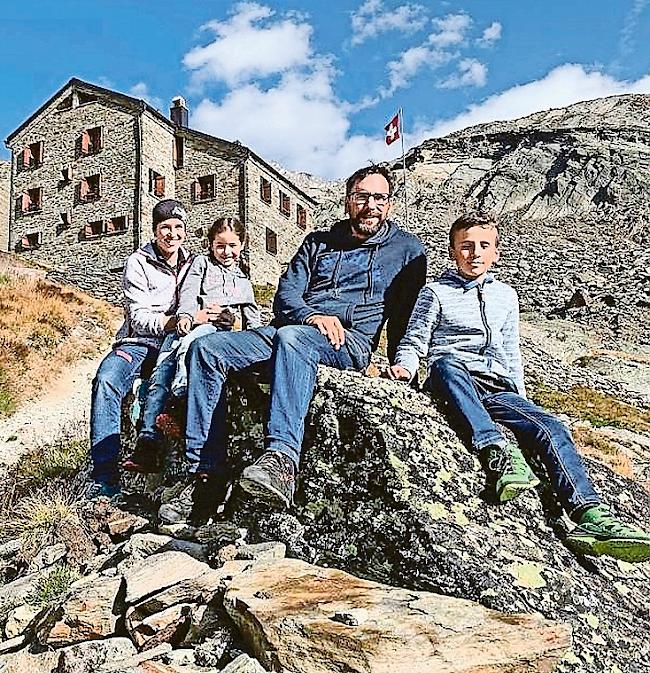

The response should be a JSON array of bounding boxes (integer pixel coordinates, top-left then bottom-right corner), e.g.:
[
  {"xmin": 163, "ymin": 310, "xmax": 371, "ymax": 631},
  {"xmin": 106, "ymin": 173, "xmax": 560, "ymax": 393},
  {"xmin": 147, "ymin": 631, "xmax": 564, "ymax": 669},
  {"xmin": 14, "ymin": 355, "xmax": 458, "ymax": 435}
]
[{"xmin": 272, "ymin": 219, "xmax": 426, "ymax": 364}]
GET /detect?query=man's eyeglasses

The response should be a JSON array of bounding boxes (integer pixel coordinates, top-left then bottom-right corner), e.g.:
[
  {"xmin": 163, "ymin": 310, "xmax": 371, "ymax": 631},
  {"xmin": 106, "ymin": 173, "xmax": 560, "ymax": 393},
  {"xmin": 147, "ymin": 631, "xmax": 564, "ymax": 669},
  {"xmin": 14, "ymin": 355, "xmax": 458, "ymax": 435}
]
[{"xmin": 349, "ymin": 191, "xmax": 391, "ymax": 206}]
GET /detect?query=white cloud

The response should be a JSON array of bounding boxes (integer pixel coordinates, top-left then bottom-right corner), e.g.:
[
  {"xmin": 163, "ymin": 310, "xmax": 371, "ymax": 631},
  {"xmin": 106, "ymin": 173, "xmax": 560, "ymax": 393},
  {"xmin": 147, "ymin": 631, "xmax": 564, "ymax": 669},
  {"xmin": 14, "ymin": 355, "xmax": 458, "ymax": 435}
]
[
  {"xmin": 438, "ymin": 58, "xmax": 487, "ymax": 89},
  {"xmin": 618, "ymin": 0, "xmax": 648, "ymax": 59},
  {"xmin": 413, "ymin": 64, "xmax": 650, "ymax": 141},
  {"xmin": 379, "ymin": 12, "xmax": 471, "ymax": 97},
  {"xmin": 183, "ymin": 2, "xmax": 313, "ymax": 88},
  {"xmin": 477, "ymin": 21, "xmax": 502, "ymax": 47},
  {"xmin": 128, "ymin": 82, "xmax": 163, "ymax": 111},
  {"xmin": 350, "ymin": 0, "xmax": 427, "ymax": 45},
  {"xmin": 427, "ymin": 12, "xmax": 471, "ymax": 48}
]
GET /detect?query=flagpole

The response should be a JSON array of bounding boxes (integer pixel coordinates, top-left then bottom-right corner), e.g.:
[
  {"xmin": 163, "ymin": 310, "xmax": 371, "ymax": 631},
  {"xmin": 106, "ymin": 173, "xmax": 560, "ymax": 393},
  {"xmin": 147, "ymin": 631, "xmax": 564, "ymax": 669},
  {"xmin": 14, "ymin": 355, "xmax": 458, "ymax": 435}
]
[{"xmin": 398, "ymin": 107, "xmax": 408, "ymax": 225}]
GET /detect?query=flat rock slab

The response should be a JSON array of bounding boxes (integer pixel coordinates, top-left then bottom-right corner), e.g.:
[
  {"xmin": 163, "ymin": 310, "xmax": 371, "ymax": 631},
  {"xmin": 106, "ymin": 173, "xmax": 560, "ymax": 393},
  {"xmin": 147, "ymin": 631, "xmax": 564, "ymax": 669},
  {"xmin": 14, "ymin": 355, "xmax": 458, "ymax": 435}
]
[
  {"xmin": 121, "ymin": 551, "xmax": 211, "ymax": 605},
  {"xmin": 224, "ymin": 559, "xmax": 571, "ymax": 673},
  {"xmin": 38, "ymin": 574, "xmax": 123, "ymax": 647}
]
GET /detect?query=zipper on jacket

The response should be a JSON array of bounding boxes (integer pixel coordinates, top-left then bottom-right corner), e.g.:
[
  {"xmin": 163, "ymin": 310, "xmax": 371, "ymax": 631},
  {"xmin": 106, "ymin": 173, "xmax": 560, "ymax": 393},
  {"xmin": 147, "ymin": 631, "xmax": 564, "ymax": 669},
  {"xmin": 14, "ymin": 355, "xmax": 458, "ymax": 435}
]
[
  {"xmin": 331, "ymin": 250, "xmax": 343, "ymax": 297},
  {"xmin": 477, "ymin": 284, "xmax": 491, "ymax": 355}
]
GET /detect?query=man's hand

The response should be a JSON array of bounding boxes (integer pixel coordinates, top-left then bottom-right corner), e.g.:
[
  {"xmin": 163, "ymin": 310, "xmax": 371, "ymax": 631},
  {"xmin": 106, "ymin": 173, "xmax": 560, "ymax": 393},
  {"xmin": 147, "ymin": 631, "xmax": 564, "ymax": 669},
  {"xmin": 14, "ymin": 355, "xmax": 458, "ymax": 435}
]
[
  {"xmin": 382, "ymin": 365, "xmax": 411, "ymax": 381},
  {"xmin": 176, "ymin": 316, "xmax": 192, "ymax": 335},
  {"xmin": 306, "ymin": 314, "xmax": 345, "ymax": 350},
  {"xmin": 195, "ymin": 303, "xmax": 223, "ymax": 325}
]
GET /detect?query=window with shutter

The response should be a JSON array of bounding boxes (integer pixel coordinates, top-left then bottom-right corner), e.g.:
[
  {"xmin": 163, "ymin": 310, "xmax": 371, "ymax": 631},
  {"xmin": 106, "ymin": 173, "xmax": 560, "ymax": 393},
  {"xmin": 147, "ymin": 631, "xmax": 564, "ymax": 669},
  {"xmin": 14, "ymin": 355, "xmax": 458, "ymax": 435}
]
[
  {"xmin": 260, "ymin": 177, "xmax": 272, "ymax": 204},
  {"xmin": 297, "ymin": 204, "xmax": 307, "ymax": 230},
  {"xmin": 84, "ymin": 220, "xmax": 103, "ymax": 238},
  {"xmin": 265, "ymin": 227, "xmax": 278, "ymax": 256},
  {"xmin": 194, "ymin": 175, "xmax": 216, "ymax": 201},
  {"xmin": 279, "ymin": 191, "xmax": 291, "ymax": 217}
]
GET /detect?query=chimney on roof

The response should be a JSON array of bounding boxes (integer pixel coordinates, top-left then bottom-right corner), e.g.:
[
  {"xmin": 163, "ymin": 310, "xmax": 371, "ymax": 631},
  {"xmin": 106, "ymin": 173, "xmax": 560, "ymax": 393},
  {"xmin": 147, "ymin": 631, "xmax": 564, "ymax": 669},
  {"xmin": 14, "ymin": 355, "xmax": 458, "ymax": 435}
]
[{"xmin": 170, "ymin": 96, "xmax": 188, "ymax": 128}]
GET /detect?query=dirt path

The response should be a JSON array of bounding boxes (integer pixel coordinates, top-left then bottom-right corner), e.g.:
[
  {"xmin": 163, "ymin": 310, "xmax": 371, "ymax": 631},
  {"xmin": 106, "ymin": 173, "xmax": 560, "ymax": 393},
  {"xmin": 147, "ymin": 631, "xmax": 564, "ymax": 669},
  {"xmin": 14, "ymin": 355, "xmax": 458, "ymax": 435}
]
[{"xmin": 0, "ymin": 352, "xmax": 106, "ymax": 469}]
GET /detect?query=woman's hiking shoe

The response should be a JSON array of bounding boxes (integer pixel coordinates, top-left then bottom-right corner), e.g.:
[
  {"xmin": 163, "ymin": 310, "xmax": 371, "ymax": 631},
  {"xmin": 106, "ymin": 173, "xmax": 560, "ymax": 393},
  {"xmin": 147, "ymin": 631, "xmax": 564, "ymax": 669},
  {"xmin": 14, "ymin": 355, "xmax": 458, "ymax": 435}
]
[
  {"xmin": 158, "ymin": 473, "xmax": 228, "ymax": 527},
  {"xmin": 564, "ymin": 505, "xmax": 650, "ymax": 562},
  {"xmin": 85, "ymin": 480, "xmax": 121, "ymax": 500},
  {"xmin": 122, "ymin": 436, "xmax": 162, "ymax": 473},
  {"xmin": 239, "ymin": 451, "xmax": 295, "ymax": 509},
  {"xmin": 484, "ymin": 442, "xmax": 540, "ymax": 503}
]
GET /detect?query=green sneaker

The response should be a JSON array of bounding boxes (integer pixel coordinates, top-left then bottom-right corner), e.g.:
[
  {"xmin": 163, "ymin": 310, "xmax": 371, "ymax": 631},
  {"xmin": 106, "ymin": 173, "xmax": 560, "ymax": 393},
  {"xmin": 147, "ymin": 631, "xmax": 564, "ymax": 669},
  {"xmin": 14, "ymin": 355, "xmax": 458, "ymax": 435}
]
[
  {"xmin": 565, "ymin": 505, "xmax": 650, "ymax": 563},
  {"xmin": 484, "ymin": 442, "xmax": 540, "ymax": 503}
]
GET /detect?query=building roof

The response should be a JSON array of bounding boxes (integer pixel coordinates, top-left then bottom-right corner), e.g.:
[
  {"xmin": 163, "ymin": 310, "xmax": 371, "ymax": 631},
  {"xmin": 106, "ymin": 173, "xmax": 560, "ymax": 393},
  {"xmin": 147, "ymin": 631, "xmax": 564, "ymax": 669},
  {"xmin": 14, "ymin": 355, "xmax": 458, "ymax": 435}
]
[{"xmin": 5, "ymin": 78, "xmax": 317, "ymax": 206}]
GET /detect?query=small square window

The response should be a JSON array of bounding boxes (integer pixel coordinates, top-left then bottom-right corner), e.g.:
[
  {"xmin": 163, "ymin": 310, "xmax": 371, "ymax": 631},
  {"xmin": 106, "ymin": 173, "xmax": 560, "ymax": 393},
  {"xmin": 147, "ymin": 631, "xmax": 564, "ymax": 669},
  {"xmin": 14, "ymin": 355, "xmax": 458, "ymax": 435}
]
[
  {"xmin": 60, "ymin": 212, "xmax": 70, "ymax": 228},
  {"xmin": 20, "ymin": 232, "xmax": 42, "ymax": 250},
  {"xmin": 279, "ymin": 190, "xmax": 291, "ymax": 217},
  {"xmin": 149, "ymin": 169, "xmax": 165, "ymax": 197},
  {"xmin": 84, "ymin": 220, "xmax": 103, "ymax": 238},
  {"xmin": 107, "ymin": 216, "xmax": 127, "ymax": 233},
  {"xmin": 18, "ymin": 187, "xmax": 42, "ymax": 214},
  {"xmin": 19, "ymin": 141, "xmax": 43, "ymax": 170},
  {"xmin": 193, "ymin": 175, "xmax": 216, "ymax": 202},
  {"xmin": 260, "ymin": 177, "xmax": 272, "ymax": 204},
  {"xmin": 297, "ymin": 204, "xmax": 307, "ymax": 230},
  {"xmin": 78, "ymin": 127, "xmax": 102, "ymax": 156},
  {"xmin": 61, "ymin": 166, "xmax": 73, "ymax": 183},
  {"xmin": 266, "ymin": 227, "xmax": 278, "ymax": 256},
  {"xmin": 77, "ymin": 174, "xmax": 101, "ymax": 203}
]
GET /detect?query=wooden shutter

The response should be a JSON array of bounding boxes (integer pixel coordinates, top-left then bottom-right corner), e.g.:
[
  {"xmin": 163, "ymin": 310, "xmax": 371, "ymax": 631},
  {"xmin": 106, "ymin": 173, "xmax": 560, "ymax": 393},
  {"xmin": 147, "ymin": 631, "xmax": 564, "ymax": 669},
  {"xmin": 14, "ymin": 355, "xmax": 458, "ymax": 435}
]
[
  {"xmin": 80, "ymin": 130, "xmax": 90, "ymax": 154},
  {"xmin": 80, "ymin": 178, "xmax": 89, "ymax": 200},
  {"xmin": 22, "ymin": 146, "xmax": 32, "ymax": 168},
  {"xmin": 21, "ymin": 192, "xmax": 31, "ymax": 212},
  {"xmin": 154, "ymin": 175, "xmax": 165, "ymax": 197}
]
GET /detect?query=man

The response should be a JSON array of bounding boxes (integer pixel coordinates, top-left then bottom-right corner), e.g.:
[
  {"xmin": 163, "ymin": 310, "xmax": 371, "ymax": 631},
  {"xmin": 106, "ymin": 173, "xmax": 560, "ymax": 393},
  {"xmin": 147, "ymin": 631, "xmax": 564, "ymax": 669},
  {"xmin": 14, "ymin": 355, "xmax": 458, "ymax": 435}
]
[
  {"xmin": 184, "ymin": 164, "xmax": 426, "ymax": 512},
  {"xmin": 89, "ymin": 199, "xmax": 193, "ymax": 497}
]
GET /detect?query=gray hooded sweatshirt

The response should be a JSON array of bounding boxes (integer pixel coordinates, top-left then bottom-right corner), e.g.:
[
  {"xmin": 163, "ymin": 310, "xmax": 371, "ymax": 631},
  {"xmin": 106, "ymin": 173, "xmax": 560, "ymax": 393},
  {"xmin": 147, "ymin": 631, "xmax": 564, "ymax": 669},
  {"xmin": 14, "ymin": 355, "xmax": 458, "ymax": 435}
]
[
  {"xmin": 176, "ymin": 255, "xmax": 261, "ymax": 330},
  {"xmin": 394, "ymin": 269, "xmax": 526, "ymax": 396}
]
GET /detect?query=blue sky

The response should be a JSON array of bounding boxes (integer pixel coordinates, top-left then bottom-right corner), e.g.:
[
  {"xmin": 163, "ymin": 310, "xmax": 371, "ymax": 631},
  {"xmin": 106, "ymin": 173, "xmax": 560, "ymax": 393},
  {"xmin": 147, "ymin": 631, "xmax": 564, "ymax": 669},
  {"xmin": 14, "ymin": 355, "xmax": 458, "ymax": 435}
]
[{"xmin": 1, "ymin": 1, "xmax": 650, "ymax": 178}]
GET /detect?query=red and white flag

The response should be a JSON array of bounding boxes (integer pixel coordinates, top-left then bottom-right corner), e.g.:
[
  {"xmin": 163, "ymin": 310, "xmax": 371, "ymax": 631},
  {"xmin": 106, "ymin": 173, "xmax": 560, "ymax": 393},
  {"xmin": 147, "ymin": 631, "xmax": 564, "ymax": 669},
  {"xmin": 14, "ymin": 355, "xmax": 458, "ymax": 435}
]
[{"xmin": 384, "ymin": 111, "xmax": 400, "ymax": 145}]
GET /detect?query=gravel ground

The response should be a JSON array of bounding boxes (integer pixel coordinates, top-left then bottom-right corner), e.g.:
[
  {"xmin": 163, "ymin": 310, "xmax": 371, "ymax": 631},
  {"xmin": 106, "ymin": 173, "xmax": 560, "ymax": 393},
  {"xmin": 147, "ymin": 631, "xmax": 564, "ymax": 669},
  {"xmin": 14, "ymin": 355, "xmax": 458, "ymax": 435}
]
[{"xmin": 0, "ymin": 352, "xmax": 105, "ymax": 470}]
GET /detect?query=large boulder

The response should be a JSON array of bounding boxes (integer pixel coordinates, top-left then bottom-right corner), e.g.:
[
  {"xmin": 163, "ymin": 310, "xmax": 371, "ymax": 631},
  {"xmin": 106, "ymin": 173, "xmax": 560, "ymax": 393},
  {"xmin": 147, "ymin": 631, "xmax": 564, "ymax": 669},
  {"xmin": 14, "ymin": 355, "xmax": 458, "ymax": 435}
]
[
  {"xmin": 223, "ymin": 367, "xmax": 650, "ymax": 673},
  {"xmin": 224, "ymin": 558, "xmax": 570, "ymax": 673}
]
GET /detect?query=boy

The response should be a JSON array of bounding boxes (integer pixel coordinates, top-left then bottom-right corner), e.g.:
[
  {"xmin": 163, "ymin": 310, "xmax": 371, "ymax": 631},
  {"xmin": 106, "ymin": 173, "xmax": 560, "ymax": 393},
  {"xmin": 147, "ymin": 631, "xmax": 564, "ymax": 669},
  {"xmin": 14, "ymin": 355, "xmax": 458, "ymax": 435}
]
[{"xmin": 384, "ymin": 211, "xmax": 650, "ymax": 563}]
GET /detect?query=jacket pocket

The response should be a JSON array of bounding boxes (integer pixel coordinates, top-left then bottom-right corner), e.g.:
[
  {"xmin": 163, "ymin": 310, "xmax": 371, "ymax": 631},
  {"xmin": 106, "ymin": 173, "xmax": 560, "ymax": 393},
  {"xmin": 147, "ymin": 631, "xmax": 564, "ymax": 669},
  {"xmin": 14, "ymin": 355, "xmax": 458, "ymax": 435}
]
[{"xmin": 309, "ymin": 251, "xmax": 340, "ymax": 291}]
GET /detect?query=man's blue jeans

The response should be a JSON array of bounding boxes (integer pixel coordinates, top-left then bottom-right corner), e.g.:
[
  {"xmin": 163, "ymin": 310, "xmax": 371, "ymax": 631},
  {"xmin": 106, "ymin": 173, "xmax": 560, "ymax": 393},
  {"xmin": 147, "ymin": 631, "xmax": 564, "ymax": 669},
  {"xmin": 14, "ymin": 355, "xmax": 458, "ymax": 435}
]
[
  {"xmin": 184, "ymin": 325, "xmax": 369, "ymax": 474},
  {"xmin": 90, "ymin": 344, "xmax": 158, "ymax": 485},
  {"xmin": 426, "ymin": 355, "xmax": 601, "ymax": 518}
]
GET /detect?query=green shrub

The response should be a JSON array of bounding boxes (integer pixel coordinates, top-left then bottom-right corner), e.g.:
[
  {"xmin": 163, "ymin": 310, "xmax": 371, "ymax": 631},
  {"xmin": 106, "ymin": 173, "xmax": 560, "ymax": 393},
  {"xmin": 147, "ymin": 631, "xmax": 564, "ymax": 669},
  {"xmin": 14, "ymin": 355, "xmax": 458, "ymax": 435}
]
[
  {"xmin": 27, "ymin": 564, "xmax": 80, "ymax": 608},
  {"xmin": 15, "ymin": 436, "xmax": 88, "ymax": 491},
  {"xmin": 252, "ymin": 283, "xmax": 277, "ymax": 307}
]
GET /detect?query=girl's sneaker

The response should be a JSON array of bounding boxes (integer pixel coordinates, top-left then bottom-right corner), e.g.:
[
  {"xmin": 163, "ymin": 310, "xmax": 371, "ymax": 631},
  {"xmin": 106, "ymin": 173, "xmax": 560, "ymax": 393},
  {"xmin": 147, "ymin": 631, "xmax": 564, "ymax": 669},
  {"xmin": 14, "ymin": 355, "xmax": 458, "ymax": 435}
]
[{"xmin": 564, "ymin": 505, "xmax": 650, "ymax": 563}]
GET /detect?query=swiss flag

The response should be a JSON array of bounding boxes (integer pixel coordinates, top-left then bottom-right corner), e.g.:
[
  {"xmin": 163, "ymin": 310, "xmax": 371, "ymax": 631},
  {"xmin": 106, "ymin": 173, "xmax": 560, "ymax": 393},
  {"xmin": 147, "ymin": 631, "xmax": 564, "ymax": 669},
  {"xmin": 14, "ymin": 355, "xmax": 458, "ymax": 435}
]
[{"xmin": 384, "ymin": 112, "xmax": 400, "ymax": 145}]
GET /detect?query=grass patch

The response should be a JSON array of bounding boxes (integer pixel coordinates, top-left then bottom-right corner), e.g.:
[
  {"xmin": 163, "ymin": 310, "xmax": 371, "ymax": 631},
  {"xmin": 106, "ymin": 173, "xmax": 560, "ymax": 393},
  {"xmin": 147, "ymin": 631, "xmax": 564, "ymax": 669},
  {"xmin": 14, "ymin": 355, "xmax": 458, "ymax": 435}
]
[
  {"xmin": 530, "ymin": 383, "xmax": 650, "ymax": 433},
  {"xmin": 0, "ymin": 265, "xmax": 117, "ymax": 417},
  {"xmin": 14, "ymin": 437, "xmax": 88, "ymax": 493},
  {"xmin": 27, "ymin": 564, "xmax": 80, "ymax": 608},
  {"xmin": 573, "ymin": 427, "xmax": 635, "ymax": 479},
  {"xmin": 252, "ymin": 283, "xmax": 277, "ymax": 308},
  {"xmin": 3, "ymin": 489, "xmax": 80, "ymax": 557}
]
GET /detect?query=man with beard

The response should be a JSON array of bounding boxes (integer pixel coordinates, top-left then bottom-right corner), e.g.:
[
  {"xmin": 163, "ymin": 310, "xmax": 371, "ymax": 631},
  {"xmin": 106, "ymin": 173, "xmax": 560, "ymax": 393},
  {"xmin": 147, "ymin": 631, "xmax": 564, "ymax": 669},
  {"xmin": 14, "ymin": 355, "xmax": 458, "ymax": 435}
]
[{"xmin": 183, "ymin": 164, "xmax": 426, "ymax": 515}]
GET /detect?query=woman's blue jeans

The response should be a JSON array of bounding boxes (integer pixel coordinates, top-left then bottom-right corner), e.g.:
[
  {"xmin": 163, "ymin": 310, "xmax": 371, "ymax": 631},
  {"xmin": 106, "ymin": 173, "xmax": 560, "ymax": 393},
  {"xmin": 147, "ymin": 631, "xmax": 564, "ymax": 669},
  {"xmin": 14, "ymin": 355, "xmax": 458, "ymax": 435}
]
[
  {"xmin": 90, "ymin": 344, "xmax": 158, "ymax": 485},
  {"xmin": 426, "ymin": 355, "xmax": 601, "ymax": 518}
]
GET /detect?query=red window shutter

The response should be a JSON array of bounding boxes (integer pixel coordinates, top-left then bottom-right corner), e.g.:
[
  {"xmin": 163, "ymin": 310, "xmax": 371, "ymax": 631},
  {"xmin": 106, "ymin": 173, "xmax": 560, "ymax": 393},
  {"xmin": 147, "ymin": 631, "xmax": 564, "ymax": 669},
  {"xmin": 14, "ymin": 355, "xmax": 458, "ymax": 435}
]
[
  {"xmin": 21, "ymin": 236, "xmax": 30, "ymax": 249},
  {"xmin": 22, "ymin": 192, "xmax": 30, "ymax": 212},
  {"xmin": 80, "ymin": 178, "xmax": 89, "ymax": 200},
  {"xmin": 84, "ymin": 223, "xmax": 93, "ymax": 237},
  {"xmin": 23, "ymin": 146, "xmax": 32, "ymax": 167},
  {"xmin": 154, "ymin": 175, "xmax": 165, "ymax": 197},
  {"xmin": 81, "ymin": 131, "xmax": 90, "ymax": 154}
]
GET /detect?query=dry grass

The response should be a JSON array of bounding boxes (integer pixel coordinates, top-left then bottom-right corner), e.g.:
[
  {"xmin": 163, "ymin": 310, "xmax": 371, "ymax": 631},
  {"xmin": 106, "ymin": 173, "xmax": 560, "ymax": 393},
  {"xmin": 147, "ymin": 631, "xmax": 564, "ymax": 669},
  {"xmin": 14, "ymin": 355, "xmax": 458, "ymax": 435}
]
[
  {"xmin": 531, "ymin": 383, "xmax": 650, "ymax": 434},
  {"xmin": 252, "ymin": 283, "xmax": 277, "ymax": 308},
  {"xmin": 0, "ymin": 262, "xmax": 116, "ymax": 417},
  {"xmin": 3, "ymin": 487, "xmax": 80, "ymax": 557},
  {"xmin": 573, "ymin": 426, "xmax": 636, "ymax": 479}
]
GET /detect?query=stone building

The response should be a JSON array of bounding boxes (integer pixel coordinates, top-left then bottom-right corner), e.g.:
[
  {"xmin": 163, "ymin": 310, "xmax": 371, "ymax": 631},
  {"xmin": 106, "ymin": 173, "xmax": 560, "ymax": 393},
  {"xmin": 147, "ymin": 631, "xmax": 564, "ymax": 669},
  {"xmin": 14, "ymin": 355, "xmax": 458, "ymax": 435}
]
[
  {"xmin": 0, "ymin": 161, "xmax": 9, "ymax": 252},
  {"xmin": 5, "ymin": 78, "xmax": 317, "ymax": 301}
]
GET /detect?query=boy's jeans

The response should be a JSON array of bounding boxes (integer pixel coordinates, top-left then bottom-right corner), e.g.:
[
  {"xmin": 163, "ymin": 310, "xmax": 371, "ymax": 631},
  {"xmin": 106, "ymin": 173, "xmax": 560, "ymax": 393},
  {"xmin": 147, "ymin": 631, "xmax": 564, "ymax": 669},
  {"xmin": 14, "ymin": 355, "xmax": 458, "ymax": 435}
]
[
  {"xmin": 426, "ymin": 355, "xmax": 601, "ymax": 518},
  {"xmin": 139, "ymin": 324, "xmax": 217, "ymax": 444},
  {"xmin": 185, "ymin": 324, "xmax": 368, "ymax": 475},
  {"xmin": 90, "ymin": 344, "xmax": 158, "ymax": 485}
]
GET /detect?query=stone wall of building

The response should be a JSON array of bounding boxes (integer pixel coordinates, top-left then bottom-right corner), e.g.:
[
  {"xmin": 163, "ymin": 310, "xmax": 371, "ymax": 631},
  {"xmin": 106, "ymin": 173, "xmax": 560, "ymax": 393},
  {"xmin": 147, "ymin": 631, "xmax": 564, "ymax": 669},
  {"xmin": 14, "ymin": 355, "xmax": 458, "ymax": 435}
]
[
  {"xmin": 140, "ymin": 112, "xmax": 176, "ymax": 240},
  {"xmin": 7, "ymin": 91, "xmax": 139, "ymax": 301},
  {"xmin": 244, "ymin": 157, "xmax": 314, "ymax": 286},
  {"xmin": 174, "ymin": 133, "xmax": 247, "ymax": 256},
  {"xmin": 0, "ymin": 161, "xmax": 9, "ymax": 251}
]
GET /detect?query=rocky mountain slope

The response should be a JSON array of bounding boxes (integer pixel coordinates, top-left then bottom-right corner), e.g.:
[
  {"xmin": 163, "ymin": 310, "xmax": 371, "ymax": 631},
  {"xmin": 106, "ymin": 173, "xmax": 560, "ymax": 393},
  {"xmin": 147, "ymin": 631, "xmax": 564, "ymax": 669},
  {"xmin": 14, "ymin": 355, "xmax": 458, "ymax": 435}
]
[{"xmin": 302, "ymin": 94, "xmax": 650, "ymax": 353}]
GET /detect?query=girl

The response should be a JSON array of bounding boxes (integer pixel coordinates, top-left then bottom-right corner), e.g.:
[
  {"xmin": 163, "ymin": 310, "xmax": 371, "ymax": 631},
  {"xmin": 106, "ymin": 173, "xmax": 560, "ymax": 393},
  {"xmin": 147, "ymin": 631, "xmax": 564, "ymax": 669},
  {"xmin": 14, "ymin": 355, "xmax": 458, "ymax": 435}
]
[{"xmin": 123, "ymin": 217, "xmax": 261, "ymax": 482}]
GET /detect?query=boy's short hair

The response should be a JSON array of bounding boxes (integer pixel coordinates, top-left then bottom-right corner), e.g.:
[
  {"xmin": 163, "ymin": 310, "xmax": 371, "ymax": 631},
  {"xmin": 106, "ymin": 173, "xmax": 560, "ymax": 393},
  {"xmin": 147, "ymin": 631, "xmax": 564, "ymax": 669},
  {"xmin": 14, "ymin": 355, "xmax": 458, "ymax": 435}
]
[
  {"xmin": 449, "ymin": 211, "xmax": 500, "ymax": 247},
  {"xmin": 345, "ymin": 164, "xmax": 394, "ymax": 196}
]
